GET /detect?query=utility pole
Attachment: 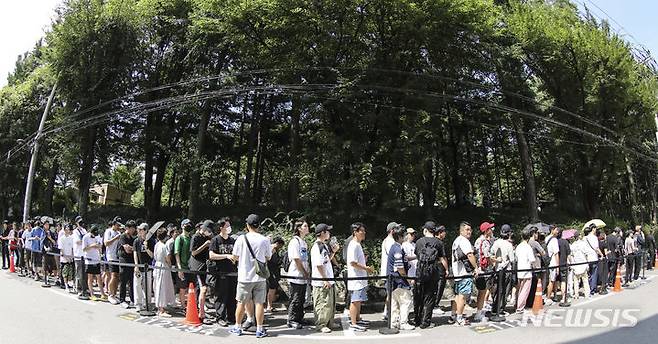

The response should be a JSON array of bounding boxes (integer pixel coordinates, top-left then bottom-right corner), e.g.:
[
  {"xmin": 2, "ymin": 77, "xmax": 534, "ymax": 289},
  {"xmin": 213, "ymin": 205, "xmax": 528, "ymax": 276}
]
[{"xmin": 22, "ymin": 81, "xmax": 57, "ymax": 223}]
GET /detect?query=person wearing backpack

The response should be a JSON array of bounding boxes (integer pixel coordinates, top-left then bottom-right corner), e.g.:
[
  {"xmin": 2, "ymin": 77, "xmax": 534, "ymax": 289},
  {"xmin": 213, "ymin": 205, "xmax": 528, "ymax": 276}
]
[
  {"xmin": 229, "ymin": 214, "xmax": 272, "ymax": 338},
  {"xmin": 286, "ymin": 220, "xmax": 311, "ymax": 329},
  {"xmin": 473, "ymin": 222, "xmax": 495, "ymax": 322},
  {"xmin": 412, "ymin": 221, "xmax": 447, "ymax": 329}
]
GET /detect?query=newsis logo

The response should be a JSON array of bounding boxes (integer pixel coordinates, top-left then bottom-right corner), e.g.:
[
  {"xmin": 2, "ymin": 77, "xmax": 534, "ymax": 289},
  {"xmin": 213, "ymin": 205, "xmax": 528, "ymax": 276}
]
[{"xmin": 520, "ymin": 309, "xmax": 640, "ymax": 328}]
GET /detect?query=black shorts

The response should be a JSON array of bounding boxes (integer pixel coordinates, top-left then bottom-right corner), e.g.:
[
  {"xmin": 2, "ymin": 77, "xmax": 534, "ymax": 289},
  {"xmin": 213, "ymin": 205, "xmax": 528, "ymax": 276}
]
[
  {"xmin": 32, "ymin": 252, "xmax": 42, "ymax": 267},
  {"xmin": 43, "ymin": 255, "xmax": 57, "ymax": 272},
  {"xmin": 195, "ymin": 272, "xmax": 207, "ymax": 287},
  {"xmin": 86, "ymin": 264, "xmax": 101, "ymax": 275},
  {"xmin": 267, "ymin": 276, "xmax": 280, "ymax": 290},
  {"xmin": 108, "ymin": 261, "xmax": 120, "ymax": 273},
  {"xmin": 177, "ymin": 272, "xmax": 195, "ymax": 289},
  {"xmin": 475, "ymin": 276, "xmax": 488, "ymax": 291}
]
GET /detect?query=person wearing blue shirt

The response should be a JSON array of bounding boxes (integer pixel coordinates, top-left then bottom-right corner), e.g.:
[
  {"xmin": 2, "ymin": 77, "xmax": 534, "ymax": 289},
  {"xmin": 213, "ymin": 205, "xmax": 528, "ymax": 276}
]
[
  {"xmin": 386, "ymin": 226, "xmax": 415, "ymax": 330},
  {"xmin": 31, "ymin": 221, "xmax": 46, "ymax": 281}
]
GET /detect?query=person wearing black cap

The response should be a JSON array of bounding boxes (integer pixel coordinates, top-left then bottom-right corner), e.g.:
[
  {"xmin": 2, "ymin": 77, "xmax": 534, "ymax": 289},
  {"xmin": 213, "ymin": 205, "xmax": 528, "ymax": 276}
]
[
  {"xmin": 310, "ymin": 223, "xmax": 338, "ymax": 333},
  {"xmin": 433, "ymin": 225, "xmax": 448, "ymax": 311},
  {"xmin": 229, "ymin": 214, "xmax": 272, "ymax": 338},
  {"xmin": 117, "ymin": 220, "xmax": 136, "ymax": 306},
  {"xmin": 189, "ymin": 220, "xmax": 214, "ymax": 321},
  {"xmin": 286, "ymin": 220, "xmax": 310, "ymax": 329},
  {"xmin": 490, "ymin": 224, "xmax": 515, "ymax": 316},
  {"xmin": 413, "ymin": 221, "xmax": 447, "ymax": 329},
  {"xmin": 209, "ymin": 217, "xmax": 237, "ymax": 327}
]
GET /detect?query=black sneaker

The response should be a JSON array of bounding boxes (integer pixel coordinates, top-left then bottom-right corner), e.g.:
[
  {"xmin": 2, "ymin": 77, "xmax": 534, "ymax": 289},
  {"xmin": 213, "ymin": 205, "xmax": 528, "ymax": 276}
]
[
  {"xmin": 419, "ymin": 323, "xmax": 435, "ymax": 329},
  {"xmin": 242, "ymin": 320, "xmax": 254, "ymax": 331},
  {"xmin": 287, "ymin": 321, "xmax": 303, "ymax": 330},
  {"xmin": 217, "ymin": 319, "xmax": 229, "ymax": 327},
  {"xmin": 559, "ymin": 302, "xmax": 571, "ymax": 308}
]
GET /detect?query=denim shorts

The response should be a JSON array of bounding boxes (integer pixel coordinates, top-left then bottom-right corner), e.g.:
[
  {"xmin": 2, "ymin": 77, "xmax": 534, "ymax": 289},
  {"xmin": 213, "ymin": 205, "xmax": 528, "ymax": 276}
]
[
  {"xmin": 350, "ymin": 287, "xmax": 368, "ymax": 303},
  {"xmin": 454, "ymin": 278, "xmax": 474, "ymax": 296}
]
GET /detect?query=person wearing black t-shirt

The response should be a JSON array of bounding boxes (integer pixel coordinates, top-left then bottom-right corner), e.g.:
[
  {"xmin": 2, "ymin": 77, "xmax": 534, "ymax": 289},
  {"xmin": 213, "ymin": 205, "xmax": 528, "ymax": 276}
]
[
  {"xmin": 117, "ymin": 221, "xmax": 136, "ymax": 306},
  {"xmin": 190, "ymin": 220, "xmax": 213, "ymax": 320},
  {"xmin": 209, "ymin": 217, "xmax": 237, "ymax": 326},
  {"xmin": 133, "ymin": 223, "xmax": 154, "ymax": 311},
  {"xmin": 413, "ymin": 222, "xmax": 448, "ymax": 328}
]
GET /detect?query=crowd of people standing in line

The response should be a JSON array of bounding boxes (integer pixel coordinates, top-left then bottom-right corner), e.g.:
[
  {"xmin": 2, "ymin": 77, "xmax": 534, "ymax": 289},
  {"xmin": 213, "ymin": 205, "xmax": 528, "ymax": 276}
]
[{"xmin": 1, "ymin": 215, "xmax": 657, "ymax": 338}]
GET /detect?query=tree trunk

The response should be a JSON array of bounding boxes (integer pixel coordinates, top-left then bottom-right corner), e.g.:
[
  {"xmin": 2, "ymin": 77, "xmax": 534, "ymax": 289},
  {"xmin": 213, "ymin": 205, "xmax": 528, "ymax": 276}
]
[
  {"xmin": 150, "ymin": 153, "xmax": 168, "ymax": 220},
  {"xmin": 288, "ymin": 97, "xmax": 302, "ymax": 210},
  {"xmin": 512, "ymin": 120, "xmax": 539, "ymax": 222},
  {"xmin": 143, "ymin": 113, "xmax": 155, "ymax": 213},
  {"xmin": 243, "ymin": 98, "xmax": 260, "ymax": 207},
  {"xmin": 188, "ymin": 105, "xmax": 211, "ymax": 220},
  {"xmin": 78, "ymin": 126, "xmax": 98, "ymax": 216},
  {"xmin": 448, "ymin": 120, "xmax": 466, "ymax": 207},
  {"xmin": 624, "ymin": 151, "xmax": 638, "ymax": 223},
  {"xmin": 421, "ymin": 158, "xmax": 434, "ymax": 217},
  {"xmin": 232, "ymin": 110, "xmax": 246, "ymax": 205},
  {"xmin": 43, "ymin": 159, "xmax": 58, "ymax": 215},
  {"xmin": 168, "ymin": 167, "xmax": 177, "ymax": 208}
]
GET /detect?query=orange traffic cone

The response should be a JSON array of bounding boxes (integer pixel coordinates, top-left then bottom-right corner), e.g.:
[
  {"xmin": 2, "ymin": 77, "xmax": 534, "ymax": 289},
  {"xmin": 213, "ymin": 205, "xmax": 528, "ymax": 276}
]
[
  {"xmin": 183, "ymin": 283, "xmax": 201, "ymax": 326},
  {"xmin": 532, "ymin": 278, "xmax": 544, "ymax": 316},
  {"xmin": 654, "ymin": 251, "xmax": 658, "ymax": 269},
  {"xmin": 9, "ymin": 254, "xmax": 15, "ymax": 273},
  {"xmin": 613, "ymin": 265, "xmax": 623, "ymax": 292}
]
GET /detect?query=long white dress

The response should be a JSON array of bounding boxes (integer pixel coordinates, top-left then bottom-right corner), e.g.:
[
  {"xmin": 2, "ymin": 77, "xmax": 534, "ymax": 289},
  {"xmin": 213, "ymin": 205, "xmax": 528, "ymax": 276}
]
[{"xmin": 153, "ymin": 241, "xmax": 175, "ymax": 308}]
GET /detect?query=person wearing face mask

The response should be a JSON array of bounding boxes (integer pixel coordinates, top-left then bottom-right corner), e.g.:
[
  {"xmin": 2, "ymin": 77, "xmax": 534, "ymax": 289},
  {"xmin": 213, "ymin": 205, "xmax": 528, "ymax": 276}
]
[
  {"xmin": 209, "ymin": 217, "xmax": 237, "ymax": 327},
  {"xmin": 189, "ymin": 220, "xmax": 213, "ymax": 321}
]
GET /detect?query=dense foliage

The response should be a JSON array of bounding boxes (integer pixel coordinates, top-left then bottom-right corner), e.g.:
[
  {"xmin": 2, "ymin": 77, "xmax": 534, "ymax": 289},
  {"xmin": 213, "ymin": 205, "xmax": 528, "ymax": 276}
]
[{"xmin": 1, "ymin": 0, "xmax": 657, "ymax": 233}]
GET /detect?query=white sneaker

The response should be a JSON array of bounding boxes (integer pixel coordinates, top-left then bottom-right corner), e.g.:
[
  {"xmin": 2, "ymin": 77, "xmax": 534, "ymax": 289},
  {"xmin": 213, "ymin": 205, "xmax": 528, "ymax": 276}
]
[
  {"xmin": 400, "ymin": 323, "xmax": 415, "ymax": 331},
  {"xmin": 320, "ymin": 327, "xmax": 332, "ymax": 333},
  {"xmin": 545, "ymin": 299, "xmax": 555, "ymax": 306},
  {"xmin": 432, "ymin": 308, "xmax": 445, "ymax": 316},
  {"xmin": 473, "ymin": 313, "xmax": 487, "ymax": 323},
  {"xmin": 108, "ymin": 296, "xmax": 119, "ymax": 305}
]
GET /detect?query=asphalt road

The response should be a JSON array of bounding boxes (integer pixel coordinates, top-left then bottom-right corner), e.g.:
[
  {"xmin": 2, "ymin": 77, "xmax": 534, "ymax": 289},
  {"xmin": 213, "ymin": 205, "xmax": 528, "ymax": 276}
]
[{"xmin": 1, "ymin": 269, "xmax": 657, "ymax": 344}]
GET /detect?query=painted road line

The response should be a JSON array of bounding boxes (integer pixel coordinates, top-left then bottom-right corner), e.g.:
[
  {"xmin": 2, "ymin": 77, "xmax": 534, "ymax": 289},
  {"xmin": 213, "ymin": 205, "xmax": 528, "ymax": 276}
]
[
  {"xmin": 277, "ymin": 333, "xmax": 422, "ymax": 340},
  {"xmin": 48, "ymin": 287, "xmax": 98, "ymax": 306}
]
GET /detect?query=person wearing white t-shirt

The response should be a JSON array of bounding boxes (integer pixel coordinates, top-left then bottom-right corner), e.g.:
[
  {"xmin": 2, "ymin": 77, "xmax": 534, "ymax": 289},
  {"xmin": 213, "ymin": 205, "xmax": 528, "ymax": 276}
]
[
  {"xmin": 57, "ymin": 224, "xmax": 75, "ymax": 292},
  {"xmin": 584, "ymin": 225, "xmax": 603, "ymax": 295},
  {"xmin": 73, "ymin": 217, "xmax": 89, "ymax": 298},
  {"xmin": 346, "ymin": 222, "xmax": 374, "ymax": 332},
  {"xmin": 230, "ymin": 214, "xmax": 272, "ymax": 338},
  {"xmin": 570, "ymin": 233, "xmax": 591, "ymax": 298},
  {"xmin": 450, "ymin": 222, "xmax": 477, "ymax": 326},
  {"xmin": 104, "ymin": 217, "xmax": 123, "ymax": 304},
  {"xmin": 515, "ymin": 228, "xmax": 536, "ymax": 313},
  {"xmin": 379, "ymin": 222, "xmax": 398, "ymax": 320},
  {"xmin": 311, "ymin": 223, "xmax": 338, "ymax": 333},
  {"xmin": 286, "ymin": 221, "xmax": 310, "ymax": 329},
  {"xmin": 82, "ymin": 226, "xmax": 106, "ymax": 301}
]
